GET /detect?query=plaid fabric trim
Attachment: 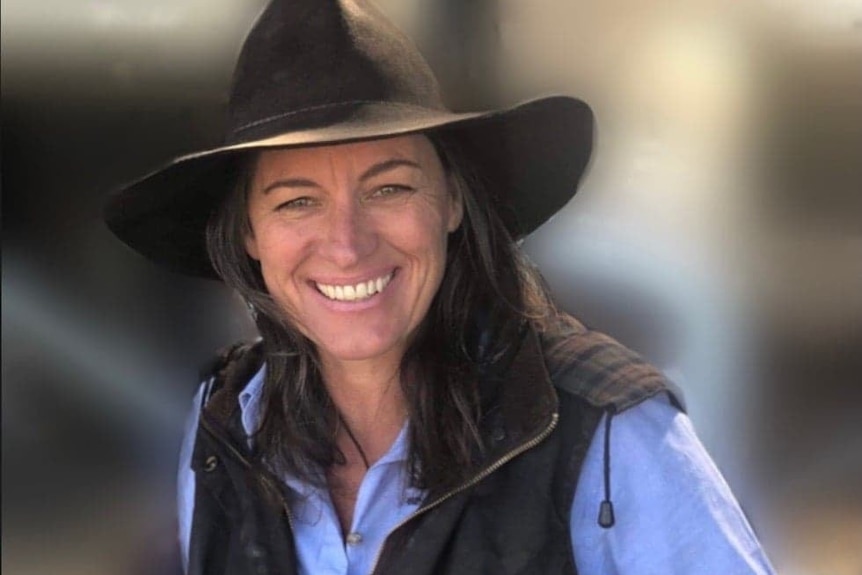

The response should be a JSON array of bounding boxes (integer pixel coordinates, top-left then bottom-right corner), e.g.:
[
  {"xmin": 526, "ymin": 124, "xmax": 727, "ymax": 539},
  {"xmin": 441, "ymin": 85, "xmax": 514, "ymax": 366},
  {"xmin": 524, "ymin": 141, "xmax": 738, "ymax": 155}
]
[{"xmin": 540, "ymin": 315, "xmax": 671, "ymax": 412}]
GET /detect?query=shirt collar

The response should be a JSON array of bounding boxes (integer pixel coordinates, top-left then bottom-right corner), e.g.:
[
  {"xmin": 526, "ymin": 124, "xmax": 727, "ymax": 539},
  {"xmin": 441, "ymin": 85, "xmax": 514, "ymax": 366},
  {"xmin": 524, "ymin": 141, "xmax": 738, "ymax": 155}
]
[{"xmin": 239, "ymin": 363, "xmax": 266, "ymax": 438}]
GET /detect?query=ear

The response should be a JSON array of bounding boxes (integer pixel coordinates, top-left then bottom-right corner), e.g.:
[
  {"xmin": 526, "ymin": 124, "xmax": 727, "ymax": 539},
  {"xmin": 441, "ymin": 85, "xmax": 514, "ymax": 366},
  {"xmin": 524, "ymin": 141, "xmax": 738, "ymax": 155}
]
[
  {"xmin": 446, "ymin": 174, "xmax": 464, "ymax": 233},
  {"xmin": 244, "ymin": 230, "xmax": 260, "ymax": 261}
]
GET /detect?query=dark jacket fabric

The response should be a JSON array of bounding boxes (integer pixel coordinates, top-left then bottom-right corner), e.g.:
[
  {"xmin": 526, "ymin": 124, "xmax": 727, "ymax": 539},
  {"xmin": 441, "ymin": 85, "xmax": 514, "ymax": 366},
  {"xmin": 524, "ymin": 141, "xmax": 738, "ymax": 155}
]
[{"xmin": 187, "ymin": 317, "xmax": 674, "ymax": 575}]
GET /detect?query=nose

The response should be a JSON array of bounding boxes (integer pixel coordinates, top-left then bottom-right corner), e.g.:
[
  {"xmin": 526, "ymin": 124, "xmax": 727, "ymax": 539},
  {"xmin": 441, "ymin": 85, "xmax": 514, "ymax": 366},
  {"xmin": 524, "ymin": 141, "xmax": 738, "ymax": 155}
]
[{"xmin": 319, "ymin": 198, "xmax": 377, "ymax": 268}]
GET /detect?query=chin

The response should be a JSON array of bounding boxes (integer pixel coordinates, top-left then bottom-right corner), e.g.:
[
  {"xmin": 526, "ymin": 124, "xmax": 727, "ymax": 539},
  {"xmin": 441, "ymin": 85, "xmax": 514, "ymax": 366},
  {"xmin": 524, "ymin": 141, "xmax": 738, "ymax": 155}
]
[{"xmin": 317, "ymin": 333, "xmax": 403, "ymax": 363}]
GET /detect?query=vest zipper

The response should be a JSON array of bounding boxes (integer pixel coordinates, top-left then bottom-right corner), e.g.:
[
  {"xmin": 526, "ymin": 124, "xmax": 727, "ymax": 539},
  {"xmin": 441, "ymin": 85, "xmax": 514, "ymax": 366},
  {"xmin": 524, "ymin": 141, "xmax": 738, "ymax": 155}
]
[
  {"xmin": 260, "ymin": 467, "xmax": 295, "ymax": 534},
  {"xmin": 367, "ymin": 411, "xmax": 560, "ymax": 575},
  {"xmin": 199, "ymin": 414, "xmax": 296, "ymax": 533}
]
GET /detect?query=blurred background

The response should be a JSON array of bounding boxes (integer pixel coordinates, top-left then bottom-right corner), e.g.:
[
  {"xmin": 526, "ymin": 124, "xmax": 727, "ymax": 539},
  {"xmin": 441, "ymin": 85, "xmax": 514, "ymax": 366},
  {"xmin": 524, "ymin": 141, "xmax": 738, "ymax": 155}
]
[{"xmin": 2, "ymin": 0, "xmax": 860, "ymax": 573}]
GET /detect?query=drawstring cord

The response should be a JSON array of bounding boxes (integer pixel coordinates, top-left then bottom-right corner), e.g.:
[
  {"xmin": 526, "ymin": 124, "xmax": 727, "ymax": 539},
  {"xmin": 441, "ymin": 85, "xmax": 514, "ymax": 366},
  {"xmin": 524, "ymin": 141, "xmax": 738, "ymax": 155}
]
[
  {"xmin": 337, "ymin": 414, "xmax": 371, "ymax": 470},
  {"xmin": 598, "ymin": 407, "xmax": 616, "ymax": 528}
]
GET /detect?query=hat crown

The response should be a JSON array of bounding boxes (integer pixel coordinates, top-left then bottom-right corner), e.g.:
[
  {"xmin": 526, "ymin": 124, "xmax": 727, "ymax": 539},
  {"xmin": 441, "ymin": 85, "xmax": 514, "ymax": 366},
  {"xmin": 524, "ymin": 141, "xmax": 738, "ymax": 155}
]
[{"xmin": 227, "ymin": 0, "xmax": 445, "ymax": 144}]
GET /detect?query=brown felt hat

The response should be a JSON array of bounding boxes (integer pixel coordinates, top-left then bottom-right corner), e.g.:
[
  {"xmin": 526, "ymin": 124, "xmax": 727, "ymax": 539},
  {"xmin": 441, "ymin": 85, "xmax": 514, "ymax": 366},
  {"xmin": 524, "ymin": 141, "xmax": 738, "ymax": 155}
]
[{"xmin": 103, "ymin": 0, "xmax": 594, "ymax": 279}]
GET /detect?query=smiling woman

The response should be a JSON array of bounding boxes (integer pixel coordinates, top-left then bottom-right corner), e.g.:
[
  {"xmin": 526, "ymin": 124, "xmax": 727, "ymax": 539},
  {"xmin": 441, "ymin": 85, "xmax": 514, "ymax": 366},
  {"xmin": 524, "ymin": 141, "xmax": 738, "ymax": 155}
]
[
  {"xmin": 202, "ymin": 131, "xmax": 534, "ymax": 519},
  {"xmin": 103, "ymin": 1, "xmax": 774, "ymax": 574}
]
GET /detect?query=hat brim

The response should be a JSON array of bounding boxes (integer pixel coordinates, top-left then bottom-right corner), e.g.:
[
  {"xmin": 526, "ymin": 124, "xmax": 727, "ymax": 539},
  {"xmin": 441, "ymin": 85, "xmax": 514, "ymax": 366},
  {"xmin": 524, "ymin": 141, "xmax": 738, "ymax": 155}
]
[{"xmin": 104, "ymin": 95, "xmax": 594, "ymax": 279}]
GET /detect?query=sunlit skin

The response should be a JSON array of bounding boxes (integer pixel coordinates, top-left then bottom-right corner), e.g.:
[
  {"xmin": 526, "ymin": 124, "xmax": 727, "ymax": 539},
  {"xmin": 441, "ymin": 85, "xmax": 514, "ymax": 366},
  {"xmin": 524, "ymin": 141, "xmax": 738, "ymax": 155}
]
[{"xmin": 244, "ymin": 134, "xmax": 463, "ymax": 391}]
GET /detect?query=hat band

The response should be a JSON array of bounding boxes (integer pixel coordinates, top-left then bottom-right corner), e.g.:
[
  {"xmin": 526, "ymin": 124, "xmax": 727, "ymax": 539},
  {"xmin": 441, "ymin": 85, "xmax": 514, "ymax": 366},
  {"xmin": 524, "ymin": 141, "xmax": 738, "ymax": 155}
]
[{"xmin": 226, "ymin": 100, "xmax": 449, "ymax": 146}]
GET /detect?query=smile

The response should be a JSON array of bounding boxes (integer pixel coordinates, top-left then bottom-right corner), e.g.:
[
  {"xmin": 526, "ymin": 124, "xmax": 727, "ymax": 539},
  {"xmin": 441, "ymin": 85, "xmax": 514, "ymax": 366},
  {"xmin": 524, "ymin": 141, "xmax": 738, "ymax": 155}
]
[{"xmin": 314, "ymin": 271, "xmax": 394, "ymax": 302}]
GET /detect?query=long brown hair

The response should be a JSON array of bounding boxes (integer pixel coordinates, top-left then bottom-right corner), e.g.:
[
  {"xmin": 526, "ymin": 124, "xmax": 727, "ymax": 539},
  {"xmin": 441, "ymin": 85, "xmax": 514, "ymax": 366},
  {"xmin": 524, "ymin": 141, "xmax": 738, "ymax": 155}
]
[{"xmin": 206, "ymin": 132, "xmax": 556, "ymax": 493}]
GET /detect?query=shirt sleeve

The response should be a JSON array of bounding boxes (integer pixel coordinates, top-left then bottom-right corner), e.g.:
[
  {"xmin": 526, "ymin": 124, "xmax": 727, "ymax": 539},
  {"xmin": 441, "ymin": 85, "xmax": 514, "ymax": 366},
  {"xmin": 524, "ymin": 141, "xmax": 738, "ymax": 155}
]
[
  {"xmin": 570, "ymin": 395, "xmax": 775, "ymax": 575},
  {"xmin": 177, "ymin": 382, "xmax": 206, "ymax": 574}
]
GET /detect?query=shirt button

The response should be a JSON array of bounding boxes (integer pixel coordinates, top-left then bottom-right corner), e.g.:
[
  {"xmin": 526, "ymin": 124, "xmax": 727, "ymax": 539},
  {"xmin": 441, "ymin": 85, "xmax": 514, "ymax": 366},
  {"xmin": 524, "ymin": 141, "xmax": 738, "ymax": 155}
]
[{"xmin": 346, "ymin": 532, "xmax": 363, "ymax": 546}]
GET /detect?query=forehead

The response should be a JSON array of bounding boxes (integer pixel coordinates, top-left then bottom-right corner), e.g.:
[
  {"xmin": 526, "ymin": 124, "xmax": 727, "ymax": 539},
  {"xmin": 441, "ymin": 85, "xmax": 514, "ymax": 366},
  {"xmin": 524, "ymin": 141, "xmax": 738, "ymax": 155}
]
[{"xmin": 253, "ymin": 134, "xmax": 441, "ymax": 179}]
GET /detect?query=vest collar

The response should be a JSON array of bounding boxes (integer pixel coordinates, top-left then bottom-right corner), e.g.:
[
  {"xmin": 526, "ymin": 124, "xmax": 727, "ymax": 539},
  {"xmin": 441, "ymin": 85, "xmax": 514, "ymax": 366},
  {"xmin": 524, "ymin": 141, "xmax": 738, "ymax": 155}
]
[{"xmin": 475, "ymin": 323, "xmax": 559, "ymax": 463}]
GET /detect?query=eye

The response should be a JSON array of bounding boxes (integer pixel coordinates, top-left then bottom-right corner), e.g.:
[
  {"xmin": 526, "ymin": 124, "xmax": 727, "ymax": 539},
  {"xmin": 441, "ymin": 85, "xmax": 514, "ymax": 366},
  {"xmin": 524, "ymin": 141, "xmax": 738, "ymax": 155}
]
[
  {"xmin": 275, "ymin": 196, "xmax": 317, "ymax": 211},
  {"xmin": 369, "ymin": 184, "xmax": 414, "ymax": 199}
]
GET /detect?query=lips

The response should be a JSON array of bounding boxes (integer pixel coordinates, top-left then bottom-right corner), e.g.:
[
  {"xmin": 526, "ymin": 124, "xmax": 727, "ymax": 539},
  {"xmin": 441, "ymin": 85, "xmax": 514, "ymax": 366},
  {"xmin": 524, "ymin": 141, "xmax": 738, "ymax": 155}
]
[{"xmin": 314, "ymin": 270, "xmax": 394, "ymax": 302}]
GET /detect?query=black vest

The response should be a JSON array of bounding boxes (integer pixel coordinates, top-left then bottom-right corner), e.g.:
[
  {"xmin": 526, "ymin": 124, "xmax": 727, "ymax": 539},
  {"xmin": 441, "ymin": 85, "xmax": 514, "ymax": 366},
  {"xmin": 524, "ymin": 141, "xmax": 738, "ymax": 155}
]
[{"xmin": 187, "ymin": 319, "xmax": 675, "ymax": 575}]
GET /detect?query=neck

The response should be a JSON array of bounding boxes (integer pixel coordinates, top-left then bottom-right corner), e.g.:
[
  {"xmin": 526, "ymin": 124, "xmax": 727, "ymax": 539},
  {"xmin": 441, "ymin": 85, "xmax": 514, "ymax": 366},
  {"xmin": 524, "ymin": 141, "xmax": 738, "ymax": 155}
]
[{"xmin": 319, "ymin": 350, "xmax": 408, "ymax": 464}]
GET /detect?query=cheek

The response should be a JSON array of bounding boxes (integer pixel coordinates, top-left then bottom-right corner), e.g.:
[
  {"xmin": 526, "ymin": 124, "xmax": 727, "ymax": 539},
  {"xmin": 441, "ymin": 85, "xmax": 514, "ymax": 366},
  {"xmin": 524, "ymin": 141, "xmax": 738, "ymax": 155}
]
[
  {"xmin": 253, "ymin": 225, "xmax": 309, "ymax": 279},
  {"xmin": 400, "ymin": 215, "xmax": 451, "ymax": 270}
]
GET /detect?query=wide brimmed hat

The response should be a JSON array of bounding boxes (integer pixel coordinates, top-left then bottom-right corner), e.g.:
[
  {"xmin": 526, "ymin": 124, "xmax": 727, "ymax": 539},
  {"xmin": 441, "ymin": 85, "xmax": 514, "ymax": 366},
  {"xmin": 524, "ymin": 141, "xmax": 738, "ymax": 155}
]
[{"xmin": 104, "ymin": 0, "xmax": 594, "ymax": 279}]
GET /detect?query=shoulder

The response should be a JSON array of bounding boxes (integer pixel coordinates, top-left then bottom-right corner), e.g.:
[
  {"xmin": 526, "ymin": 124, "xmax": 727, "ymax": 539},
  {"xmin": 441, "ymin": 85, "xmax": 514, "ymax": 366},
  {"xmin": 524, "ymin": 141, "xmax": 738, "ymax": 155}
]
[
  {"xmin": 571, "ymin": 395, "xmax": 775, "ymax": 573},
  {"xmin": 538, "ymin": 314, "xmax": 676, "ymax": 413},
  {"xmin": 199, "ymin": 339, "xmax": 266, "ymax": 390}
]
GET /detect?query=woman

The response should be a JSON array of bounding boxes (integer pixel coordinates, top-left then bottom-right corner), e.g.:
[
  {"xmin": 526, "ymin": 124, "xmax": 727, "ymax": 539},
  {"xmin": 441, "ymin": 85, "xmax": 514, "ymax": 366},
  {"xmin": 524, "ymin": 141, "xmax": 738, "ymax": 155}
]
[{"xmin": 104, "ymin": 1, "xmax": 774, "ymax": 574}]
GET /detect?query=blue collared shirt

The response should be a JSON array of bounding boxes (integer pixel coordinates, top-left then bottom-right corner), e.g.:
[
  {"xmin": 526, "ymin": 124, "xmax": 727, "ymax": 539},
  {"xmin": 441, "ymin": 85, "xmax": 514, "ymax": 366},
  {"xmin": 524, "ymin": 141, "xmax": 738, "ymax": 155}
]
[{"xmin": 178, "ymin": 366, "xmax": 774, "ymax": 574}]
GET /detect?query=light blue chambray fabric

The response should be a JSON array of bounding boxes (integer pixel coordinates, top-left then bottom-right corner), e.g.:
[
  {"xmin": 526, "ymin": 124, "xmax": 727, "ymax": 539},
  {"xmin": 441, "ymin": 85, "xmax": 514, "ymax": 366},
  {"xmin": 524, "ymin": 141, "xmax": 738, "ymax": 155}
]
[{"xmin": 178, "ymin": 366, "xmax": 774, "ymax": 575}]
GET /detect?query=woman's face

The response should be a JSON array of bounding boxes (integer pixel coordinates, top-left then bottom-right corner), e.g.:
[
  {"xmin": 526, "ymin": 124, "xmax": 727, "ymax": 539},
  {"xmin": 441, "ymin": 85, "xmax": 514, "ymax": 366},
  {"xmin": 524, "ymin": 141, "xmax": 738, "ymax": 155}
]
[{"xmin": 245, "ymin": 135, "xmax": 463, "ymax": 367}]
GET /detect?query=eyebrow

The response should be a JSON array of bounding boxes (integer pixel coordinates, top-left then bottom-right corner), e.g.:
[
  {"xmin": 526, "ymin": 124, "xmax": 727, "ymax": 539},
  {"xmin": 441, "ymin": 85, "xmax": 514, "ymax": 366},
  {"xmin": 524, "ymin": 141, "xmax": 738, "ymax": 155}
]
[
  {"xmin": 260, "ymin": 158, "xmax": 422, "ymax": 195},
  {"xmin": 359, "ymin": 158, "xmax": 421, "ymax": 182},
  {"xmin": 261, "ymin": 178, "xmax": 317, "ymax": 195}
]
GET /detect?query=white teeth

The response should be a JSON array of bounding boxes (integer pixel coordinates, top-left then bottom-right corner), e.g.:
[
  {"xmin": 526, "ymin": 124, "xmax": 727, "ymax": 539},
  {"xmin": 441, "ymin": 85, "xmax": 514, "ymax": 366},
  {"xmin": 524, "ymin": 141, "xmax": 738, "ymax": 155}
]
[{"xmin": 316, "ymin": 272, "xmax": 393, "ymax": 302}]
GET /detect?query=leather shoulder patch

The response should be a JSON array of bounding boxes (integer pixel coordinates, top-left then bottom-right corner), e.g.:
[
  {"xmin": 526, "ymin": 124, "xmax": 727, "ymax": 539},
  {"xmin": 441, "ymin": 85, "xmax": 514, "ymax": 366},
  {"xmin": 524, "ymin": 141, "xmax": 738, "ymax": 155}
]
[
  {"xmin": 199, "ymin": 339, "xmax": 266, "ymax": 425},
  {"xmin": 198, "ymin": 341, "xmax": 255, "ymax": 383}
]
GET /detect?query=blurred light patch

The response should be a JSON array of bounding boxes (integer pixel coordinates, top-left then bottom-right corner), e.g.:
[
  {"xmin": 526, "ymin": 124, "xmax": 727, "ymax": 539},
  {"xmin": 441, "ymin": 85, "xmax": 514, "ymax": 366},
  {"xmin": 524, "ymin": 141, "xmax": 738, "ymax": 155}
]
[
  {"xmin": 1, "ymin": 0, "xmax": 267, "ymax": 98},
  {"xmin": 2, "ymin": 259, "xmax": 191, "ymax": 575},
  {"xmin": 762, "ymin": 0, "xmax": 862, "ymax": 41},
  {"xmin": 3, "ymin": 261, "xmax": 186, "ymax": 430}
]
